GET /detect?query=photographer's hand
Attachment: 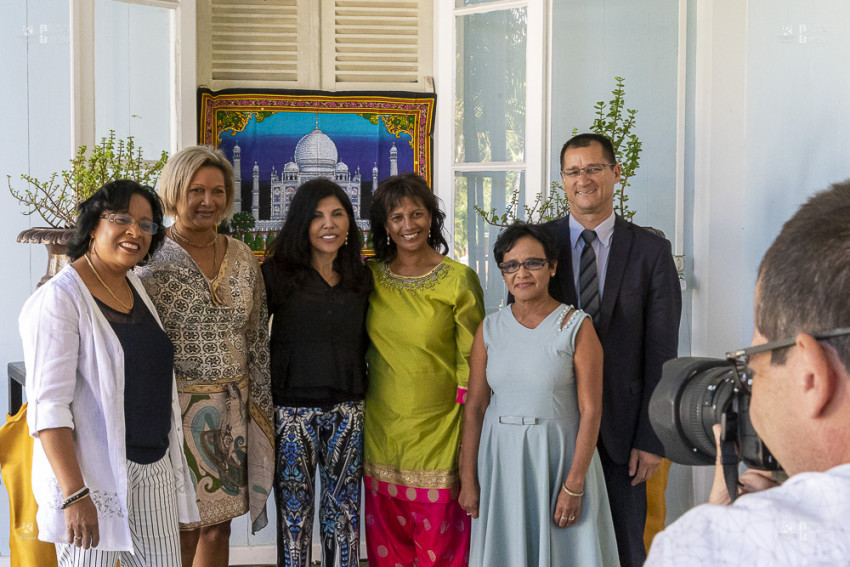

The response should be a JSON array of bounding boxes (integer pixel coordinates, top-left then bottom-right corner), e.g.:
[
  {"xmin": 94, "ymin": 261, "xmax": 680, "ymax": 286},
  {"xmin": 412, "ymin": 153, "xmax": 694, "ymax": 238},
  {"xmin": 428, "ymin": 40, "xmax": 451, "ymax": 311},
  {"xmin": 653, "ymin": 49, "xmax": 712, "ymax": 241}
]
[{"xmin": 709, "ymin": 424, "xmax": 779, "ymax": 505}]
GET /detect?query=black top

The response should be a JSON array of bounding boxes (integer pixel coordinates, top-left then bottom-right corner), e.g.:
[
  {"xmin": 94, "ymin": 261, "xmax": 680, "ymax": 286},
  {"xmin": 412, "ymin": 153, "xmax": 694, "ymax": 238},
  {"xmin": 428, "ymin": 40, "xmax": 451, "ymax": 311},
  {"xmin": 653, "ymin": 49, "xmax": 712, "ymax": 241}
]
[
  {"xmin": 95, "ymin": 284, "xmax": 174, "ymax": 464},
  {"xmin": 263, "ymin": 264, "xmax": 371, "ymax": 408}
]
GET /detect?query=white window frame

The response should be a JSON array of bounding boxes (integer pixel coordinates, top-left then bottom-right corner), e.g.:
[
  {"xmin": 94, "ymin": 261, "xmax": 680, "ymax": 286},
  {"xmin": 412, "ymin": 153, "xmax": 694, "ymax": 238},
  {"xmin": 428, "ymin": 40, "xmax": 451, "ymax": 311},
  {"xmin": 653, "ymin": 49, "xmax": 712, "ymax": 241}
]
[
  {"xmin": 434, "ymin": 0, "xmax": 549, "ymax": 258},
  {"xmin": 71, "ymin": 0, "xmax": 196, "ymax": 153}
]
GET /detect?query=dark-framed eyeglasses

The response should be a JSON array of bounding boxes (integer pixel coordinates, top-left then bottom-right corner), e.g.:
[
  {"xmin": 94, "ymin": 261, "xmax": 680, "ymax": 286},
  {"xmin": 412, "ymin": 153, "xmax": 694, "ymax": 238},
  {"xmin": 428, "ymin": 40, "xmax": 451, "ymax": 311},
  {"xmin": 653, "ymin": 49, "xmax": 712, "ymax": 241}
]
[
  {"xmin": 498, "ymin": 258, "xmax": 549, "ymax": 274},
  {"xmin": 560, "ymin": 164, "xmax": 616, "ymax": 178},
  {"xmin": 100, "ymin": 213, "xmax": 159, "ymax": 235},
  {"xmin": 725, "ymin": 327, "xmax": 850, "ymax": 394}
]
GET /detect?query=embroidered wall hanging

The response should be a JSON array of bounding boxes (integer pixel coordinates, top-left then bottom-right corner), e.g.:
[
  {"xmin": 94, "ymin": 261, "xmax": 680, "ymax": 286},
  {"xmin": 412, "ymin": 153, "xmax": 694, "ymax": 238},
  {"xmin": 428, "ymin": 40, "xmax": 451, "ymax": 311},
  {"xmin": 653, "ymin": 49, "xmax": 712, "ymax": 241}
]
[{"xmin": 198, "ymin": 89, "xmax": 437, "ymax": 256}]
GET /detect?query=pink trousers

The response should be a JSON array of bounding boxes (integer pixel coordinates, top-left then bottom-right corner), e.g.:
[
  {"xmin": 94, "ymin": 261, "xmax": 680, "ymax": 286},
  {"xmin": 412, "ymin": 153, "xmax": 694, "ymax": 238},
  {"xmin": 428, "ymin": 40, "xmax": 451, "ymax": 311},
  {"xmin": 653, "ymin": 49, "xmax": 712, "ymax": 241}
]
[{"xmin": 364, "ymin": 489, "xmax": 470, "ymax": 567}]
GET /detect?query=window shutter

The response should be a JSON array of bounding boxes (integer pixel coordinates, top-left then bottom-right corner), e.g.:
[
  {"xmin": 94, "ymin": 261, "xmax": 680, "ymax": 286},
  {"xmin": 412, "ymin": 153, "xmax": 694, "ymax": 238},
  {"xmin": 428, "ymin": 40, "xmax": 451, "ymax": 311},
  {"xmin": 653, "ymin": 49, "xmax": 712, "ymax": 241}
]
[
  {"xmin": 197, "ymin": 0, "xmax": 431, "ymax": 91},
  {"xmin": 322, "ymin": 0, "xmax": 432, "ymax": 90}
]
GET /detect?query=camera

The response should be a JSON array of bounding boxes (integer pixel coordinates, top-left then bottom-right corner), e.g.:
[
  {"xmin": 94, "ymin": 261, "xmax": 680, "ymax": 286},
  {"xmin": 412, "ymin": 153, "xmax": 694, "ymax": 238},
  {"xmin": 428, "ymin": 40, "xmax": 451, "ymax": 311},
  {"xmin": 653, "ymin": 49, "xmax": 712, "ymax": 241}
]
[{"xmin": 649, "ymin": 357, "xmax": 781, "ymax": 471}]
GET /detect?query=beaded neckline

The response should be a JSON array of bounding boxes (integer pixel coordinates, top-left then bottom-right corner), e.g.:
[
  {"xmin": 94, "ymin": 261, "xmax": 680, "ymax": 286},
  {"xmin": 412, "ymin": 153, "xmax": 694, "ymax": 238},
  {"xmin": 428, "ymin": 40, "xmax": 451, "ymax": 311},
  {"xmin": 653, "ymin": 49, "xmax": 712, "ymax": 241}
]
[{"xmin": 375, "ymin": 259, "xmax": 451, "ymax": 292}]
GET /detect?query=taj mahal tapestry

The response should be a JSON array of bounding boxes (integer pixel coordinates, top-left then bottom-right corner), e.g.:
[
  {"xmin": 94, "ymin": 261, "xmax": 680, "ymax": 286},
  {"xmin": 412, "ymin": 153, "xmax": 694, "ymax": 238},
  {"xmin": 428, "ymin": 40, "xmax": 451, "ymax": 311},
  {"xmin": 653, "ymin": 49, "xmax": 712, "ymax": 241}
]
[{"xmin": 197, "ymin": 89, "xmax": 437, "ymax": 253}]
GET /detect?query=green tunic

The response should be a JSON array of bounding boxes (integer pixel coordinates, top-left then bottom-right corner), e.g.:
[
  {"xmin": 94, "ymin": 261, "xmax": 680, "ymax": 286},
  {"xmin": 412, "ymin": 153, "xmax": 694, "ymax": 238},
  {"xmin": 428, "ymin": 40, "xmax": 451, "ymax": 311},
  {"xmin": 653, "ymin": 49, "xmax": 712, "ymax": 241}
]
[{"xmin": 364, "ymin": 257, "xmax": 484, "ymax": 502}]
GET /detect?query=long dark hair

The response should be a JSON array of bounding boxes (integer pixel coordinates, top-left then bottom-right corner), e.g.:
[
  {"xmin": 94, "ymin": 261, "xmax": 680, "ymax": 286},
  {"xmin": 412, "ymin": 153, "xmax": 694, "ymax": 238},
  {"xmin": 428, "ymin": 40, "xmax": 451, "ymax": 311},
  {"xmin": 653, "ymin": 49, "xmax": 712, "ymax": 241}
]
[
  {"xmin": 67, "ymin": 180, "xmax": 165, "ymax": 264},
  {"xmin": 264, "ymin": 178, "xmax": 370, "ymax": 296},
  {"xmin": 370, "ymin": 173, "xmax": 449, "ymax": 262}
]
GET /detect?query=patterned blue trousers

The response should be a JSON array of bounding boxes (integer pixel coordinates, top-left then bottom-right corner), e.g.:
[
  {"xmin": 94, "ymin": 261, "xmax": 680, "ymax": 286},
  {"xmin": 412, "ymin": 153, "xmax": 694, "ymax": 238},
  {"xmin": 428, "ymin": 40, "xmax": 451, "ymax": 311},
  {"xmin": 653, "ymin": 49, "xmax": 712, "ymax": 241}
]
[{"xmin": 273, "ymin": 401, "xmax": 364, "ymax": 567}]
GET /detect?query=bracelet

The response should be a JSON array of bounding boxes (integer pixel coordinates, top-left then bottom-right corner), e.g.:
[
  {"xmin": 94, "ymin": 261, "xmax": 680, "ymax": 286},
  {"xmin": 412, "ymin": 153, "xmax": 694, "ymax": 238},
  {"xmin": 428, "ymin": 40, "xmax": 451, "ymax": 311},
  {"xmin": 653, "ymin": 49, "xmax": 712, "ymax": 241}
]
[
  {"xmin": 561, "ymin": 482, "xmax": 584, "ymax": 497},
  {"xmin": 61, "ymin": 487, "xmax": 90, "ymax": 509}
]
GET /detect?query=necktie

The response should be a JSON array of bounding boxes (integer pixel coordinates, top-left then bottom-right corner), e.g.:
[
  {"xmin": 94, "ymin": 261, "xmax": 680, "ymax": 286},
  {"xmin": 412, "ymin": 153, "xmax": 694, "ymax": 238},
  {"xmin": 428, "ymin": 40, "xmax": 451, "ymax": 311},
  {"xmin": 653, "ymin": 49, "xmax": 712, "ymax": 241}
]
[{"xmin": 579, "ymin": 229, "xmax": 600, "ymax": 324}]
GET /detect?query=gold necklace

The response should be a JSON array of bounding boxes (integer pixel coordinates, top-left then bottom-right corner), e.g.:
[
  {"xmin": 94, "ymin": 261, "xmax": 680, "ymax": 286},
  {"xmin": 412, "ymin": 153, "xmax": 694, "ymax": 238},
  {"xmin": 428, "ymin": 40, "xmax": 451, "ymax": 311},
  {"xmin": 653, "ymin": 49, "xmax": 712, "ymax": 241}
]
[
  {"xmin": 84, "ymin": 253, "xmax": 133, "ymax": 311},
  {"xmin": 171, "ymin": 225, "xmax": 216, "ymax": 248},
  {"xmin": 208, "ymin": 235, "xmax": 224, "ymax": 306}
]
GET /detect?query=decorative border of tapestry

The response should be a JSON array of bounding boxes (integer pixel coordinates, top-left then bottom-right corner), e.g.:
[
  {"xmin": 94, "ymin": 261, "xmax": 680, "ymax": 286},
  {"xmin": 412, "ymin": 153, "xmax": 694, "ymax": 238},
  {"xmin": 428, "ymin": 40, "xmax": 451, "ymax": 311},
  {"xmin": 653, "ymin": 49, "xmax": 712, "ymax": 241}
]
[{"xmin": 197, "ymin": 88, "xmax": 437, "ymax": 259}]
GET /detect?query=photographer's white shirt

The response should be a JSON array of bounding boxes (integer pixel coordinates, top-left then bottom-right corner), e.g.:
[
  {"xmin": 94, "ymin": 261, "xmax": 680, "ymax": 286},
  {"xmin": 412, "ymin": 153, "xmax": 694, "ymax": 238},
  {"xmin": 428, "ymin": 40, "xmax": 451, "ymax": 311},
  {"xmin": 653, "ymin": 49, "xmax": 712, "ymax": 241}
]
[{"xmin": 646, "ymin": 463, "xmax": 850, "ymax": 566}]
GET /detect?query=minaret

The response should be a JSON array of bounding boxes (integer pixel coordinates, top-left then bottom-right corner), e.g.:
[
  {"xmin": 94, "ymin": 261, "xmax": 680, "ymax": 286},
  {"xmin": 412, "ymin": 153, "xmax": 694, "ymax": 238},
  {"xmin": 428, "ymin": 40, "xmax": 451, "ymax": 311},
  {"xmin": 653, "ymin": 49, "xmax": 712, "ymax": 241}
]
[
  {"xmin": 232, "ymin": 142, "xmax": 242, "ymax": 215},
  {"xmin": 372, "ymin": 162, "xmax": 379, "ymax": 194},
  {"xmin": 390, "ymin": 142, "xmax": 398, "ymax": 176},
  {"xmin": 252, "ymin": 162, "xmax": 260, "ymax": 220}
]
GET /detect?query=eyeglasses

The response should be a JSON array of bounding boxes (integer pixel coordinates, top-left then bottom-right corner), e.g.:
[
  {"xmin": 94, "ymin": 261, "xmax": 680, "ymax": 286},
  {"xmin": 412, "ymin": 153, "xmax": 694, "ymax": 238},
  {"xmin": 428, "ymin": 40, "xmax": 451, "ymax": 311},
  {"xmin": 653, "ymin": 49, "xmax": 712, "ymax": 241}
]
[
  {"xmin": 100, "ymin": 213, "xmax": 159, "ymax": 235},
  {"xmin": 560, "ymin": 164, "xmax": 616, "ymax": 178},
  {"xmin": 726, "ymin": 327, "xmax": 850, "ymax": 394},
  {"xmin": 498, "ymin": 258, "xmax": 549, "ymax": 274}
]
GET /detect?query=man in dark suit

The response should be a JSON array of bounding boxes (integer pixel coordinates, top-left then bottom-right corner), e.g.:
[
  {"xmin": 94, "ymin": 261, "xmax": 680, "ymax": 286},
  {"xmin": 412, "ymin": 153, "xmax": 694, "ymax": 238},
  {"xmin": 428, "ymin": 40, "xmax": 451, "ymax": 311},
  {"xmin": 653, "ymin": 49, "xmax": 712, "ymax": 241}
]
[{"xmin": 545, "ymin": 133, "xmax": 681, "ymax": 566}]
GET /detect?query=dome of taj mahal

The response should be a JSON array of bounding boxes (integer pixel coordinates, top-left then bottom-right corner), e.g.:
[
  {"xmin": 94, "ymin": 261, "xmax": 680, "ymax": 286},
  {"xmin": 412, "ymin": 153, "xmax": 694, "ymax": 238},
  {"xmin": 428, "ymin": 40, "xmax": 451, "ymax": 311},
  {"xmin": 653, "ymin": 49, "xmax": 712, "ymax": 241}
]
[{"xmin": 294, "ymin": 126, "xmax": 338, "ymax": 174}]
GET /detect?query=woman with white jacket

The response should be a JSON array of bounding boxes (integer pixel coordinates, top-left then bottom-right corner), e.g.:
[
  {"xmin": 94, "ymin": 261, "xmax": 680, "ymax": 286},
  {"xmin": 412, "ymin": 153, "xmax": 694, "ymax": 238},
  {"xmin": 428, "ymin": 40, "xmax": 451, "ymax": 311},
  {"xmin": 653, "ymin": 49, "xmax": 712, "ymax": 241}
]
[{"xmin": 20, "ymin": 180, "xmax": 199, "ymax": 566}]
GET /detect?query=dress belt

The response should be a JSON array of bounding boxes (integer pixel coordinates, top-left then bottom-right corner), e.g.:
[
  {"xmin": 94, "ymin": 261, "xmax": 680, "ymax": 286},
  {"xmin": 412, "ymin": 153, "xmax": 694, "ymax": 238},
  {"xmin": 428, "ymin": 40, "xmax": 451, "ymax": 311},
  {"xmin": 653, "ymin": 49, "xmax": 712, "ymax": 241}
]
[{"xmin": 498, "ymin": 416, "xmax": 539, "ymax": 425}]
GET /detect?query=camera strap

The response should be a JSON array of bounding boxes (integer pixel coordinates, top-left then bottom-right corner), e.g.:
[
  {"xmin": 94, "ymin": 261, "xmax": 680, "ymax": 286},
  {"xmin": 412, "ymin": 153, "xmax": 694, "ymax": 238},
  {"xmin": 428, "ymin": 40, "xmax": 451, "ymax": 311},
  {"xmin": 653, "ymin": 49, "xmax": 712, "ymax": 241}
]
[{"xmin": 720, "ymin": 437, "xmax": 740, "ymax": 502}]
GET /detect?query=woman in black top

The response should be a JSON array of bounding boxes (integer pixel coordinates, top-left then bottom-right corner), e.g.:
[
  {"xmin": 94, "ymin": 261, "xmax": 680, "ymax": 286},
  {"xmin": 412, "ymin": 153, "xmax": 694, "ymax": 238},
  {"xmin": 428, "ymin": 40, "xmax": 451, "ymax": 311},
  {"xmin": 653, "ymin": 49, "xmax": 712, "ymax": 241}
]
[{"xmin": 262, "ymin": 178, "xmax": 372, "ymax": 567}]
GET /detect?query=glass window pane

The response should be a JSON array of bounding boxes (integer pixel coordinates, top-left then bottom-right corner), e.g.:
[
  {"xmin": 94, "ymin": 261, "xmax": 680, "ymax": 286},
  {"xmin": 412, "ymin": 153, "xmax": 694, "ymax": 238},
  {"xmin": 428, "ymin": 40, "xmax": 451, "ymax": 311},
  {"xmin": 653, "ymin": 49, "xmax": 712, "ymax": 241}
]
[
  {"xmin": 455, "ymin": 170, "xmax": 525, "ymax": 313},
  {"xmin": 456, "ymin": 0, "xmax": 505, "ymax": 6},
  {"xmin": 455, "ymin": 8, "xmax": 526, "ymax": 164},
  {"xmin": 94, "ymin": 0, "xmax": 173, "ymax": 159}
]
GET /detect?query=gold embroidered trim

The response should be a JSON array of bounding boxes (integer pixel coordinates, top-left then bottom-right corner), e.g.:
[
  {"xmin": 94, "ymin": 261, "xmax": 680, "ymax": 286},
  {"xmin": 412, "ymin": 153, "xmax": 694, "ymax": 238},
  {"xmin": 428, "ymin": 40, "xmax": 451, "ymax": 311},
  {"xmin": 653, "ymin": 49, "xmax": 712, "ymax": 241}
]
[
  {"xmin": 364, "ymin": 462, "xmax": 458, "ymax": 489},
  {"xmin": 374, "ymin": 259, "xmax": 451, "ymax": 292},
  {"xmin": 178, "ymin": 375, "xmax": 250, "ymax": 394}
]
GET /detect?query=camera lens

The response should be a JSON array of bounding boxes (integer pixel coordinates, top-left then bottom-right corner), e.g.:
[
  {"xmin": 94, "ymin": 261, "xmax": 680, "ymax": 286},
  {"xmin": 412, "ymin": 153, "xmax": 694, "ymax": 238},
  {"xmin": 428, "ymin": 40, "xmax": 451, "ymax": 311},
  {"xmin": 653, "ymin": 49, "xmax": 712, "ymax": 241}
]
[{"xmin": 649, "ymin": 358, "xmax": 737, "ymax": 465}]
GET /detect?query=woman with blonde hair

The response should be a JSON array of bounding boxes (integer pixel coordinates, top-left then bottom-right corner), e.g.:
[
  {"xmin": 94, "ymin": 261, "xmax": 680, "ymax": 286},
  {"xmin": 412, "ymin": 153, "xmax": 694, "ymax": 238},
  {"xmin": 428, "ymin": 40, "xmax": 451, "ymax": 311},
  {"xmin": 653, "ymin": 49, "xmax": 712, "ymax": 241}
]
[{"xmin": 137, "ymin": 146, "xmax": 274, "ymax": 567}]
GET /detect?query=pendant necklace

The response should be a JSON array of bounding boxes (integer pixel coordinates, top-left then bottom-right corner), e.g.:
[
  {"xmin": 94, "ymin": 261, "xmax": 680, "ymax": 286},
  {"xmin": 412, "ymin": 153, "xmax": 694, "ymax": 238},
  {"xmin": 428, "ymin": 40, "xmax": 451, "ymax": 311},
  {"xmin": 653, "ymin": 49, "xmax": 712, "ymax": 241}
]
[
  {"xmin": 170, "ymin": 224, "xmax": 217, "ymax": 248},
  {"xmin": 85, "ymin": 253, "xmax": 132, "ymax": 311}
]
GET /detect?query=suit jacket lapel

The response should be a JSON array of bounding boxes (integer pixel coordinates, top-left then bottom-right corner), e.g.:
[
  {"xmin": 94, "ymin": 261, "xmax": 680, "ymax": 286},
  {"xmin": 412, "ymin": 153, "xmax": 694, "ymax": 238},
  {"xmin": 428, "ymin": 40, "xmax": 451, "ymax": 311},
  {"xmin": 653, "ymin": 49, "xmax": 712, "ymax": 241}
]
[
  {"xmin": 598, "ymin": 215, "xmax": 633, "ymax": 339},
  {"xmin": 553, "ymin": 216, "xmax": 577, "ymax": 305}
]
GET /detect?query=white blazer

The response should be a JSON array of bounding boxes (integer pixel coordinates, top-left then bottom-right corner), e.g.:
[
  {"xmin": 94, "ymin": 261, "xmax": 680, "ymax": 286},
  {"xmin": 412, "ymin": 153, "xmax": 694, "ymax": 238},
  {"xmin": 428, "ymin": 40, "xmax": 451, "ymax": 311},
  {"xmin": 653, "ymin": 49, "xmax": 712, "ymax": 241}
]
[{"xmin": 20, "ymin": 265, "xmax": 200, "ymax": 551}]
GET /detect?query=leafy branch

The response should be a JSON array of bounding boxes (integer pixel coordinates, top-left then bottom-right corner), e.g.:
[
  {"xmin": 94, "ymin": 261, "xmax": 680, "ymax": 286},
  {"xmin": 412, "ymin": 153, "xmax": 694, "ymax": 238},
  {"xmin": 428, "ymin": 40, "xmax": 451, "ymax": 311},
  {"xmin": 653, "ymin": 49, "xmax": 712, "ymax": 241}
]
[
  {"xmin": 473, "ymin": 181, "xmax": 570, "ymax": 228},
  {"xmin": 475, "ymin": 76, "xmax": 642, "ymax": 228},
  {"xmin": 9, "ymin": 131, "xmax": 168, "ymax": 228}
]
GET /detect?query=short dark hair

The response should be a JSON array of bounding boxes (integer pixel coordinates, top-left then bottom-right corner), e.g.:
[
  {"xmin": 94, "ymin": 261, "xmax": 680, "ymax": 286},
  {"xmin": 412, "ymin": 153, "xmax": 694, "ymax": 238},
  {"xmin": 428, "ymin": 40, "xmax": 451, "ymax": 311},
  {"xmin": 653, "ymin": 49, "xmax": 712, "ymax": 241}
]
[
  {"xmin": 560, "ymin": 133, "xmax": 617, "ymax": 170},
  {"xmin": 756, "ymin": 181, "xmax": 850, "ymax": 367},
  {"xmin": 370, "ymin": 173, "xmax": 449, "ymax": 261},
  {"xmin": 264, "ymin": 177, "xmax": 369, "ymax": 295},
  {"xmin": 493, "ymin": 222, "xmax": 559, "ymax": 265},
  {"xmin": 67, "ymin": 179, "xmax": 165, "ymax": 264}
]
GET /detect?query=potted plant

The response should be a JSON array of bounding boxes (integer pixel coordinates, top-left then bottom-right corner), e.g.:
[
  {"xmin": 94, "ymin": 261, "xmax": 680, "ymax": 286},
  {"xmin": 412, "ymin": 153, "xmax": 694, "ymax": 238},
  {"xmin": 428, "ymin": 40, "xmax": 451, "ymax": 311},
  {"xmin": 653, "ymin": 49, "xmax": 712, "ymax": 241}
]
[{"xmin": 8, "ymin": 131, "xmax": 168, "ymax": 284}]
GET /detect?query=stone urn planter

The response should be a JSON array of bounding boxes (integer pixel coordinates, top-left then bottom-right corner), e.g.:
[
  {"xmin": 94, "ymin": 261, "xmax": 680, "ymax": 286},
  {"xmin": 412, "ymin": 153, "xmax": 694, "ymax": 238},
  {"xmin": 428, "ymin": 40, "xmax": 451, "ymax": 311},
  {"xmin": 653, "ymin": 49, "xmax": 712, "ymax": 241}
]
[{"xmin": 17, "ymin": 227, "xmax": 74, "ymax": 287}]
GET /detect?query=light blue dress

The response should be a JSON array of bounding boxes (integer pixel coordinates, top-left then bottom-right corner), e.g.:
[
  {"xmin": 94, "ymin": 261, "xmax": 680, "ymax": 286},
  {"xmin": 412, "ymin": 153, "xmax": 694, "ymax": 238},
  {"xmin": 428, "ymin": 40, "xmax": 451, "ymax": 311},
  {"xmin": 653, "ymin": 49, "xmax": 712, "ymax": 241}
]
[{"xmin": 469, "ymin": 304, "xmax": 619, "ymax": 567}]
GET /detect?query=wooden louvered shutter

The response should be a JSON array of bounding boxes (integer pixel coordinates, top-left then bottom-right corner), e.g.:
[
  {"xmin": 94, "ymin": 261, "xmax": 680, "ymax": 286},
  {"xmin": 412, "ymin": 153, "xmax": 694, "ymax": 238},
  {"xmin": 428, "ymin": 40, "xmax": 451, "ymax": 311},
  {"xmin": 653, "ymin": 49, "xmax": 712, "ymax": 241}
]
[
  {"xmin": 198, "ymin": 0, "xmax": 319, "ymax": 88},
  {"xmin": 321, "ymin": 0, "xmax": 433, "ymax": 90},
  {"xmin": 197, "ymin": 0, "xmax": 432, "ymax": 92}
]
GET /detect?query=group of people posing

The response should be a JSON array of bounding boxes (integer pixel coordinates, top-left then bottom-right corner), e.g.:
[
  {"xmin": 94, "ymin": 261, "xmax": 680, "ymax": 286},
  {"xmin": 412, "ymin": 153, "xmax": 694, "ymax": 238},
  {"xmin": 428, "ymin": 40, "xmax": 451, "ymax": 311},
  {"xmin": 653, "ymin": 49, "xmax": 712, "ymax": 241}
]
[{"xmin": 21, "ymin": 133, "xmax": 682, "ymax": 567}]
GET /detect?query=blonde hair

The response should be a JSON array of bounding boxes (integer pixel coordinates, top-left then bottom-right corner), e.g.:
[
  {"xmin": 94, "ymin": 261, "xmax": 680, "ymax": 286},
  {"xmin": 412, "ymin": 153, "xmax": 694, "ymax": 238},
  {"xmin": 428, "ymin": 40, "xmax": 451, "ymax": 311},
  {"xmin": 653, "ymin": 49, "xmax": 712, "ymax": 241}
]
[{"xmin": 158, "ymin": 145, "xmax": 235, "ymax": 222}]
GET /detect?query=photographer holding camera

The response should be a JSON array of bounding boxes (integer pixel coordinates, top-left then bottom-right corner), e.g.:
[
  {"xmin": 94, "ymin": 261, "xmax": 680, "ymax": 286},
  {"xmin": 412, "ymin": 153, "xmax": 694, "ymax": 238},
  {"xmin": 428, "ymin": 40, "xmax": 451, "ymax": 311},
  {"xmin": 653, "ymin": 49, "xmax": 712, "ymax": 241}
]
[{"xmin": 646, "ymin": 182, "xmax": 850, "ymax": 564}]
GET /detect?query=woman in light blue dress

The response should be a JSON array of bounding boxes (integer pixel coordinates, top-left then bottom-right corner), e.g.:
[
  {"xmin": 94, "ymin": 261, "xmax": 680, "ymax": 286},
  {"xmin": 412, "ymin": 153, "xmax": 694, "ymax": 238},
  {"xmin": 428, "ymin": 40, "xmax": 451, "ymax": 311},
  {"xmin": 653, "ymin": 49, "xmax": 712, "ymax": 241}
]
[{"xmin": 459, "ymin": 222, "xmax": 619, "ymax": 567}]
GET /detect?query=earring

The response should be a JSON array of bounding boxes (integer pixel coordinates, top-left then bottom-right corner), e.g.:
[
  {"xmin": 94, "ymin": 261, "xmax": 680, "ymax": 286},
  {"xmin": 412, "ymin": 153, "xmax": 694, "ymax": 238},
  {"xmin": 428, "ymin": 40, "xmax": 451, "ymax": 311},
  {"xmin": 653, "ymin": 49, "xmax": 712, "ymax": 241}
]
[
  {"xmin": 386, "ymin": 233, "xmax": 391, "ymax": 246},
  {"xmin": 344, "ymin": 234, "xmax": 349, "ymax": 246}
]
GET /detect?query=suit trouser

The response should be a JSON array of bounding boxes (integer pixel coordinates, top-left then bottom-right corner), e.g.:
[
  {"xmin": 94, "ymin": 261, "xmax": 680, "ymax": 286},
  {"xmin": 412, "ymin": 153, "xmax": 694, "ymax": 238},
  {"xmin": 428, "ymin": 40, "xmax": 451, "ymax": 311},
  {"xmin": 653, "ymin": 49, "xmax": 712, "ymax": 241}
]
[
  {"xmin": 599, "ymin": 449, "xmax": 647, "ymax": 567},
  {"xmin": 56, "ymin": 455, "xmax": 181, "ymax": 567}
]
